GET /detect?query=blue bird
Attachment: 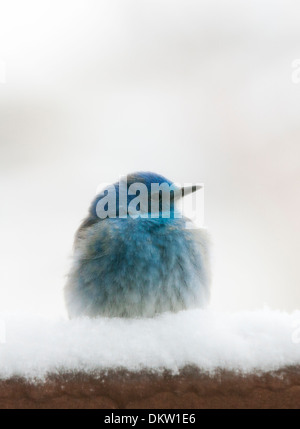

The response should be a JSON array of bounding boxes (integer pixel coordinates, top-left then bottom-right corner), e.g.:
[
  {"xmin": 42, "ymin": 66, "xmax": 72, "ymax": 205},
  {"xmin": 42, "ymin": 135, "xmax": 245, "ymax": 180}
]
[{"xmin": 64, "ymin": 172, "xmax": 211, "ymax": 318}]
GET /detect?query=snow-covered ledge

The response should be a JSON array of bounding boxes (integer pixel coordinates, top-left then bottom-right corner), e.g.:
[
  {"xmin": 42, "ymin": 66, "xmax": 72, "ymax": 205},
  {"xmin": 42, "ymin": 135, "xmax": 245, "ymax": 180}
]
[{"xmin": 1, "ymin": 309, "xmax": 300, "ymax": 408}]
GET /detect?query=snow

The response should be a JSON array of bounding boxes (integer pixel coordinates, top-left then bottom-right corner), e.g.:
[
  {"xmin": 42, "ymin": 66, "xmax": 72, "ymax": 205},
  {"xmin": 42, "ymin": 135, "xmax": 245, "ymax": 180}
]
[{"xmin": 0, "ymin": 308, "xmax": 300, "ymax": 380}]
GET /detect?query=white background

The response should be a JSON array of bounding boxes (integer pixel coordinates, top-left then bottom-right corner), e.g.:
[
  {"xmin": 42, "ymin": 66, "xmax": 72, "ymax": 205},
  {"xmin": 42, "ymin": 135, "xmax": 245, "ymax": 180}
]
[{"xmin": 0, "ymin": 0, "xmax": 299, "ymax": 317}]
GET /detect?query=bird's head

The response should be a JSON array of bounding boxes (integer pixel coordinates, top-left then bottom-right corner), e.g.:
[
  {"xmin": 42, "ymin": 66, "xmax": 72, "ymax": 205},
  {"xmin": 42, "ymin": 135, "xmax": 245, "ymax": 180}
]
[{"xmin": 90, "ymin": 171, "xmax": 201, "ymax": 220}]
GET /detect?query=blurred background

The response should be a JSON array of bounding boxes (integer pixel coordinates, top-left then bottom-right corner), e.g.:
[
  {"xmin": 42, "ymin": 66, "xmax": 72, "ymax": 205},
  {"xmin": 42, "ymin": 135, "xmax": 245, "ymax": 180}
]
[{"xmin": 0, "ymin": 0, "xmax": 299, "ymax": 317}]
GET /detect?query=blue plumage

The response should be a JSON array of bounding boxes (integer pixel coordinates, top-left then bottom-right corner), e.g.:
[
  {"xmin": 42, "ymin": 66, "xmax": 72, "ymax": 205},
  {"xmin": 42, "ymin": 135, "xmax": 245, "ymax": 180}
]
[{"xmin": 65, "ymin": 172, "xmax": 210, "ymax": 318}]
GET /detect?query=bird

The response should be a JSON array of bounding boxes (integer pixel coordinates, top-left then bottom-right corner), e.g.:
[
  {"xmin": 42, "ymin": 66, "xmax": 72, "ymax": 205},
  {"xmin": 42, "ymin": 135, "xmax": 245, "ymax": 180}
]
[{"xmin": 64, "ymin": 172, "xmax": 211, "ymax": 318}]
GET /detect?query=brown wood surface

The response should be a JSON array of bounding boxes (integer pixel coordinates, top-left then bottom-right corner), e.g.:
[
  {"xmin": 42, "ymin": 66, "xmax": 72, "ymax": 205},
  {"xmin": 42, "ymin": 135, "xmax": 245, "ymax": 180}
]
[{"xmin": 0, "ymin": 366, "xmax": 299, "ymax": 409}]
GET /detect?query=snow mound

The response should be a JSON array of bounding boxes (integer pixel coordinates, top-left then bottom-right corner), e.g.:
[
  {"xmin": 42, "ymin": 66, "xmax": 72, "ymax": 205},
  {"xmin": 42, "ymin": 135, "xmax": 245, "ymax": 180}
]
[{"xmin": 0, "ymin": 308, "xmax": 300, "ymax": 380}]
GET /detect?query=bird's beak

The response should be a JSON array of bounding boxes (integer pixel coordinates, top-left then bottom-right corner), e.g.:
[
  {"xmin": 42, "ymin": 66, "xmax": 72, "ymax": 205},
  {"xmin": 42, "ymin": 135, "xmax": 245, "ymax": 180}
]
[
  {"xmin": 178, "ymin": 185, "xmax": 202, "ymax": 199},
  {"xmin": 150, "ymin": 184, "xmax": 202, "ymax": 202}
]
